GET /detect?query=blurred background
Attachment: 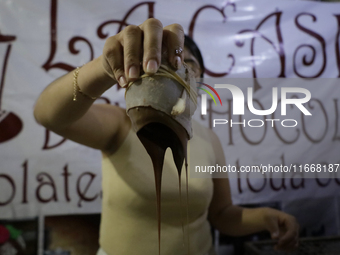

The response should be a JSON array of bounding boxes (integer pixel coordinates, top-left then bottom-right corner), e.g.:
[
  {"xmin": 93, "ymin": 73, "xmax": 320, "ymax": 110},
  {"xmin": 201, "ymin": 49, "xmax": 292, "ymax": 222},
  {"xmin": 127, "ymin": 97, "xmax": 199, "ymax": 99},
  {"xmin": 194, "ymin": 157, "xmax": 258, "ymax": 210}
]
[{"xmin": 0, "ymin": 0, "xmax": 340, "ymax": 254}]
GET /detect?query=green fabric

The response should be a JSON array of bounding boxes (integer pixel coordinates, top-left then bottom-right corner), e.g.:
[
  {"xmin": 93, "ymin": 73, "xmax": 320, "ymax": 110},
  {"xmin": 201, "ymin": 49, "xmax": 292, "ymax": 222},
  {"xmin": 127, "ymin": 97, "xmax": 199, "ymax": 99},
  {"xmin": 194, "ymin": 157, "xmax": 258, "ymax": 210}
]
[{"xmin": 5, "ymin": 225, "xmax": 22, "ymax": 239}]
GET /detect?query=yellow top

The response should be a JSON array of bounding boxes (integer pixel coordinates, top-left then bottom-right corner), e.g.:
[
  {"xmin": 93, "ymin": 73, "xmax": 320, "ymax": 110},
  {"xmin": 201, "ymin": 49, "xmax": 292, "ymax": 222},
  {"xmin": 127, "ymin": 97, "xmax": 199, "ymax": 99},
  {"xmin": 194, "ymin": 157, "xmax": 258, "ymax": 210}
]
[{"xmin": 100, "ymin": 121, "xmax": 216, "ymax": 255}]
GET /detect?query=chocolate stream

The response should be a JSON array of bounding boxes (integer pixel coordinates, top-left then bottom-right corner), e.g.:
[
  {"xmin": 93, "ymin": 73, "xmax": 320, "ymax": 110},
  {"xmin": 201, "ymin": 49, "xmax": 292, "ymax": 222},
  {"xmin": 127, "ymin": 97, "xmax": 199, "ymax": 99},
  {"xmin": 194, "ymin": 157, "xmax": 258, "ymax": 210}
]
[{"xmin": 136, "ymin": 118, "xmax": 190, "ymax": 255}]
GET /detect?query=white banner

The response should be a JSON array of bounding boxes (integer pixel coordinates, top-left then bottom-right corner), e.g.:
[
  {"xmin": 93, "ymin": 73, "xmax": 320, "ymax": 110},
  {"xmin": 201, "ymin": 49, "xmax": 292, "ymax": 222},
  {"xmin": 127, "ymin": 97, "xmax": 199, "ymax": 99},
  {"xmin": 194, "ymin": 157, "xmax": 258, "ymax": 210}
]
[{"xmin": 0, "ymin": 0, "xmax": 340, "ymax": 218}]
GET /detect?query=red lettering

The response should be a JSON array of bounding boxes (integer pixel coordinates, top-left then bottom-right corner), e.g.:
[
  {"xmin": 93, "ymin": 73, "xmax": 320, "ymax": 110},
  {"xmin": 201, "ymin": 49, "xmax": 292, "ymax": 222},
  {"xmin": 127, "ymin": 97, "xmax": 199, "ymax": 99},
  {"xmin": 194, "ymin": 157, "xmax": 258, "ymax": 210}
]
[
  {"xmin": 333, "ymin": 99, "xmax": 340, "ymax": 141},
  {"xmin": 62, "ymin": 164, "xmax": 71, "ymax": 202},
  {"xmin": 294, "ymin": 13, "xmax": 326, "ymax": 78},
  {"xmin": 22, "ymin": 160, "xmax": 28, "ymax": 204},
  {"xmin": 36, "ymin": 173, "xmax": 58, "ymax": 203},
  {"xmin": 77, "ymin": 172, "xmax": 98, "ymax": 207},
  {"xmin": 188, "ymin": 1, "xmax": 236, "ymax": 77},
  {"xmin": 246, "ymin": 173, "xmax": 267, "ymax": 193},
  {"xmin": 42, "ymin": 128, "xmax": 67, "ymax": 150},
  {"xmin": 236, "ymin": 11, "xmax": 286, "ymax": 91},
  {"xmin": 42, "ymin": 0, "xmax": 94, "ymax": 72},
  {"xmin": 0, "ymin": 174, "xmax": 15, "ymax": 206}
]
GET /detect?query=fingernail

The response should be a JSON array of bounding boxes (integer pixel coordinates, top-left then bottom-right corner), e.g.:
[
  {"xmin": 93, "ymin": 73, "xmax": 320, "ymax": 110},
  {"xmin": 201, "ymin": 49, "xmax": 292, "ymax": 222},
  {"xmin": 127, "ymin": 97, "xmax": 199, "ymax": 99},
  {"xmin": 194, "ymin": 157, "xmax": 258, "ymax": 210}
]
[
  {"xmin": 146, "ymin": 59, "xmax": 158, "ymax": 73},
  {"xmin": 119, "ymin": 76, "xmax": 127, "ymax": 87},
  {"xmin": 128, "ymin": 66, "xmax": 139, "ymax": 79},
  {"xmin": 174, "ymin": 56, "xmax": 181, "ymax": 69}
]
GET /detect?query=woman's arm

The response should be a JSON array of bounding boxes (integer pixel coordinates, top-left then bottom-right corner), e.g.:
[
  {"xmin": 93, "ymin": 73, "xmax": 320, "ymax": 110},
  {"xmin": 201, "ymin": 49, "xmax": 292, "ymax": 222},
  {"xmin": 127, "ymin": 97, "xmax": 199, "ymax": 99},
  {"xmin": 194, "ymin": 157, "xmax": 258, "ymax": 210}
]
[
  {"xmin": 34, "ymin": 19, "xmax": 185, "ymax": 153},
  {"xmin": 34, "ymin": 56, "xmax": 131, "ymax": 153},
  {"xmin": 207, "ymin": 131, "xmax": 299, "ymax": 251}
]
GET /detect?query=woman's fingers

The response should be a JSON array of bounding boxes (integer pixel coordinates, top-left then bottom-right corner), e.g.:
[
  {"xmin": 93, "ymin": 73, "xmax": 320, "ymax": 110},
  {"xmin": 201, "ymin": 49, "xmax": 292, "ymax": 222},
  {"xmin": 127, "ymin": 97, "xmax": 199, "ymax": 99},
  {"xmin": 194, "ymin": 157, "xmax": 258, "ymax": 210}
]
[
  {"xmin": 163, "ymin": 23, "xmax": 185, "ymax": 69},
  {"xmin": 102, "ymin": 18, "xmax": 184, "ymax": 86},
  {"xmin": 279, "ymin": 216, "xmax": 299, "ymax": 244},
  {"xmin": 263, "ymin": 208, "xmax": 299, "ymax": 252},
  {"xmin": 275, "ymin": 215, "xmax": 299, "ymax": 251},
  {"xmin": 139, "ymin": 18, "xmax": 164, "ymax": 74},
  {"xmin": 102, "ymin": 36, "xmax": 126, "ymax": 87},
  {"xmin": 122, "ymin": 25, "xmax": 143, "ymax": 81}
]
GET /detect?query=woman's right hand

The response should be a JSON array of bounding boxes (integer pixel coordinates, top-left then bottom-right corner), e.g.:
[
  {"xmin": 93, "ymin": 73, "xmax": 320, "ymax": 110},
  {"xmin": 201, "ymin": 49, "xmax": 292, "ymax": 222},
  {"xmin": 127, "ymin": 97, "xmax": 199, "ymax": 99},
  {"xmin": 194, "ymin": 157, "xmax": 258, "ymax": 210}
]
[
  {"xmin": 34, "ymin": 19, "xmax": 187, "ymax": 152},
  {"xmin": 101, "ymin": 18, "xmax": 185, "ymax": 87}
]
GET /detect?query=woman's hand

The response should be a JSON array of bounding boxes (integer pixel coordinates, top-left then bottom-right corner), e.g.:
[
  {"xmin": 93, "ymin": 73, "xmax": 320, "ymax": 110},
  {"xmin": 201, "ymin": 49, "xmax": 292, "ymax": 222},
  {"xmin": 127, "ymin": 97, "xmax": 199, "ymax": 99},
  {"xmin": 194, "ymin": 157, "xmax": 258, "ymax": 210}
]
[
  {"xmin": 101, "ymin": 18, "xmax": 185, "ymax": 87},
  {"xmin": 263, "ymin": 207, "xmax": 300, "ymax": 251},
  {"xmin": 34, "ymin": 19, "xmax": 185, "ymax": 152}
]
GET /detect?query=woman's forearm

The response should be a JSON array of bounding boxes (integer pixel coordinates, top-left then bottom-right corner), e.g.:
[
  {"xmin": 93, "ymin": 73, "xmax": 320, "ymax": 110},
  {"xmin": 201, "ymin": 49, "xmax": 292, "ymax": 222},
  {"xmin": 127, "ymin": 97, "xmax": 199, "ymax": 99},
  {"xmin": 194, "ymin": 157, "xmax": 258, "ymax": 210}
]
[
  {"xmin": 211, "ymin": 205, "xmax": 268, "ymax": 236},
  {"xmin": 34, "ymin": 56, "xmax": 114, "ymax": 130}
]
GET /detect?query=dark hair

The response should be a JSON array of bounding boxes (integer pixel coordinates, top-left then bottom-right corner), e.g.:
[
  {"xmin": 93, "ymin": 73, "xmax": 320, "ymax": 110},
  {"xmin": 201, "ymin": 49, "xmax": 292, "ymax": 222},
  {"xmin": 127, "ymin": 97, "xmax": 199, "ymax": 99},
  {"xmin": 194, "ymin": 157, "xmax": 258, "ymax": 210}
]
[{"xmin": 184, "ymin": 35, "xmax": 205, "ymax": 78}]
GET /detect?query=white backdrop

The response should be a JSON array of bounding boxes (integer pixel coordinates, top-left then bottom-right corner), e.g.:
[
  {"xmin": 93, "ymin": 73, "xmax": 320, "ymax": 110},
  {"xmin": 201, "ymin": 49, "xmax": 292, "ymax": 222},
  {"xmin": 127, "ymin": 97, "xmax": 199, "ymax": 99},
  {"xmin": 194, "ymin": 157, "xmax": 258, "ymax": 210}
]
[{"xmin": 0, "ymin": 0, "xmax": 340, "ymax": 218}]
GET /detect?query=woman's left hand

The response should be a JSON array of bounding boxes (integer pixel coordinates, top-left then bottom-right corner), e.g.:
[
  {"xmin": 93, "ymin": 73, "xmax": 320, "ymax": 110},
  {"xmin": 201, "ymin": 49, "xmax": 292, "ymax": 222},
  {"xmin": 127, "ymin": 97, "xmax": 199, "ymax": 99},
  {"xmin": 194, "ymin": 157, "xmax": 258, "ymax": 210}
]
[{"xmin": 263, "ymin": 208, "xmax": 300, "ymax": 251}]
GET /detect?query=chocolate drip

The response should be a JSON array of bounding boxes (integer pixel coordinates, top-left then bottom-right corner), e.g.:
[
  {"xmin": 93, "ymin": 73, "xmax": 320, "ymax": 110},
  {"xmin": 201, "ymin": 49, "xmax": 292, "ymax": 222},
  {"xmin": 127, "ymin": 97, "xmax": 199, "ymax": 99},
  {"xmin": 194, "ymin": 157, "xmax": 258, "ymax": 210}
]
[{"xmin": 129, "ymin": 107, "xmax": 190, "ymax": 255}]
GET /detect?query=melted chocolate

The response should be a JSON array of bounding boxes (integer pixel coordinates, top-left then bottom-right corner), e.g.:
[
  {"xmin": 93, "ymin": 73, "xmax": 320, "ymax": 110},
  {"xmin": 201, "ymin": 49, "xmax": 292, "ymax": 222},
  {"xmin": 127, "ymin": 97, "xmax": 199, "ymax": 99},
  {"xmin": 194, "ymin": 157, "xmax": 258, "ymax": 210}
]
[{"xmin": 128, "ymin": 107, "xmax": 190, "ymax": 255}]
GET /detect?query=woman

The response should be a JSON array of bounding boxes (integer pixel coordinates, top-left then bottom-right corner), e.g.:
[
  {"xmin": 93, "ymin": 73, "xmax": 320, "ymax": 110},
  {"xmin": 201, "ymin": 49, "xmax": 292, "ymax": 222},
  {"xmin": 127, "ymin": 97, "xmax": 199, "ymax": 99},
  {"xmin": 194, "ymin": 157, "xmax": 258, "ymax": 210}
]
[{"xmin": 34, "ymin": 18, "xmax": 299, "ymax": 255}]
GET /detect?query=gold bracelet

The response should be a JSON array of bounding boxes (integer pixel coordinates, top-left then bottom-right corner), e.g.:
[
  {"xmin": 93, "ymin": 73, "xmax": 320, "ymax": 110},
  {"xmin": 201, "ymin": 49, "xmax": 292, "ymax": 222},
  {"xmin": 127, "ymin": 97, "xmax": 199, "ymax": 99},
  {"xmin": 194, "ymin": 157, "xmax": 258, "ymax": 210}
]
[{"xmin": 73, "ymin": 66, "xmax": 98, "ymax": 101}]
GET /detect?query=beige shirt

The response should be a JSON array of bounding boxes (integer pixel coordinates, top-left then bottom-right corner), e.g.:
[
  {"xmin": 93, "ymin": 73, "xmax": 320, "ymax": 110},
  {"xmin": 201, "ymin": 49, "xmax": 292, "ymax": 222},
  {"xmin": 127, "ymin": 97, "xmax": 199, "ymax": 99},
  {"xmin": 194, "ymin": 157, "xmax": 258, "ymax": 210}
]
[{"xmin": 100, "ymin": 121, "xmax": 216, "ymax": 255}]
